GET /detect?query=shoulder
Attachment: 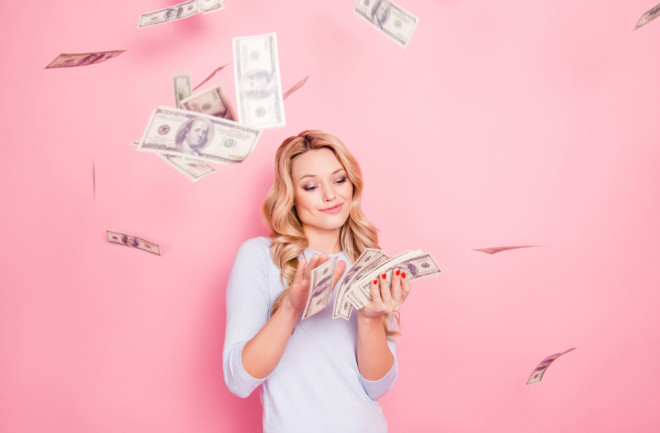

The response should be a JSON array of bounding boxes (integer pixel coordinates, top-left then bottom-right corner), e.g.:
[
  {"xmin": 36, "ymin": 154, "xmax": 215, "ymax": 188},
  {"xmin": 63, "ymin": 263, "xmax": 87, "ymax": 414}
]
[{"xmin": 234, "ymin": 236, "xmax": 274, "ymax": 265}]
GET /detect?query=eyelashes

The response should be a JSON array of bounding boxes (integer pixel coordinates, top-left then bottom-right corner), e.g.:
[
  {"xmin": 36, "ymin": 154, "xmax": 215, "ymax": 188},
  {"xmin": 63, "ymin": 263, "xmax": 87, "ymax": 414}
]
[{"xmin": 302, "ymin": 177, "xmax": 348, "ymax": 192}]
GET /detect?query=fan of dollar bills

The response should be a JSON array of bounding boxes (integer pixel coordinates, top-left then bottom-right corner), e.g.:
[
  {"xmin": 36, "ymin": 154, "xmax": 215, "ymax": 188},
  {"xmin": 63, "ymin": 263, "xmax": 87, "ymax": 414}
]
[{"xmin": 302, "ymin": 248, "xmax": 442, "ymax": 321}]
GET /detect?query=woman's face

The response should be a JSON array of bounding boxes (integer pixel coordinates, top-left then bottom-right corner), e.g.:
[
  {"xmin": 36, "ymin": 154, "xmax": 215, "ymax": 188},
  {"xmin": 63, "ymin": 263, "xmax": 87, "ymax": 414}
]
[{"xmin": 291, "ymin": 148, "xmax": 354, "ymax": 238}]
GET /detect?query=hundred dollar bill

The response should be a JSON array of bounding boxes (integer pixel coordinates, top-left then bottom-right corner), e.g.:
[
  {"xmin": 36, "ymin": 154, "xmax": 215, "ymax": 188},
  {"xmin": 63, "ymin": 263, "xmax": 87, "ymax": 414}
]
[
  {"xmin": 198, "ymin": 0, "xmax": 223, "ymax": 12},
  {"xmin": 349, "ymin": 249, "xmax": 442, "ymax": 309},
  {"xmin": 354, "ymin": 0, "xmax": 418, "ymax": 48},
  {"xmin": 233, "ymin": 33, "xmax": 286, "ymax": 128},
  {"xmin": 202, "ymin": 2, "xmax": 225, "ymax": 13},
  {"xmin": 107, "ymin": 230, "xmax": 161, "ymax": 256},
  {"xmin": 635, "ymin": 2, "xmax": 660, "ymax": 30},
  {"xmin": 45, "ymin": 50, "xmax": 125, "ymax": 68},
  {"xmin": 283, "ymin": 75, "xmax": 309, "ymax": 100},
  {"xmin": 473, "ymin": 245, "xmax": 538, "ymax": 255},
  {"xmin": 180, "ymin": 84, "xmax": 237, "ymax": 121},
  {"xmin": 173, "ymin": 73, "xmax": 192, "ymax": 108},
  {"xmin": 137, "ymin": 106, "xmax": 261, "ymax": 164},
  {"xmin": 302, "ymin": 256, "xmax": 339, "ymax": 320},
  {"xmin": 138, "ymin": 0, "xmax": 198, "ymax": 28},
  {"xmin": 160, "ymin": 154, "xmax": 216, "ymax": 181},
  {"xmin": 130, "ymin": 140, "xmax": 219, "ymax": 181},
  {"xmin": 526, "ymin": 347, "xmax": 576, "ymax": 385},
  {"xmin": 333, "ymin": 249, "xmax": 389, "ymax": 319}
]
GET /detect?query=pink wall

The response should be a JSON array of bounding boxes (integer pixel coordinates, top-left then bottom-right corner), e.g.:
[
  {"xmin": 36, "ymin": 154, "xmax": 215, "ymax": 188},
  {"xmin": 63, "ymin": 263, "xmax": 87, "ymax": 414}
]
[{"xmin": 2, "ymin": 0, "xmax": 660, "ymax": 431}]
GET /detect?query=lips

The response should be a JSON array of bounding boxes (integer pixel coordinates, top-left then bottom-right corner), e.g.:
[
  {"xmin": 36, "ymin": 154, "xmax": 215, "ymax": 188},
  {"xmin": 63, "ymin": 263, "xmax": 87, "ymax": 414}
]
[{"xmin": 320, "ymin": 203, "xmax": 343, "ymax": 214}]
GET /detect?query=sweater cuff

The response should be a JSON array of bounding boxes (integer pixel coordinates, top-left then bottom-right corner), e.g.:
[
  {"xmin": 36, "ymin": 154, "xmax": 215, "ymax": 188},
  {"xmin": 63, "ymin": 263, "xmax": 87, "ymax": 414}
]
[{"xmin": 359, "ymin": 357, "xmax": 398, "ymax": 400}]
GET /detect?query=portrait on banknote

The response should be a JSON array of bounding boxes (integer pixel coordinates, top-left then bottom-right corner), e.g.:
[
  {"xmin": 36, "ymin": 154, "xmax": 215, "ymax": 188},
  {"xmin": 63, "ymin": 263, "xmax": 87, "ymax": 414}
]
[
  {"xmin": 175, "ymin": 117, "xmax": 214, "ymax": 155},
  {"xmin": 239, "ymin": 69, "xmax": 276, "ymax": 99},
  {"xmin": 371, "ymin": 0, "xmax": 391, "ymax": 29}
]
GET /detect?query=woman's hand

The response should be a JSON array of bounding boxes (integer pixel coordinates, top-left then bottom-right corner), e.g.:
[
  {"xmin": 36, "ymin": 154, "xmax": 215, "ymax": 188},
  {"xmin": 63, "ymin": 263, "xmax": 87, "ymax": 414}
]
[
  {"xmin": 284, "ymin": 254, "xmax": 347, "ymax": 314},
  {"xmin": 358, "ymin": 268, "xmax": 412, "ymax": 319}
]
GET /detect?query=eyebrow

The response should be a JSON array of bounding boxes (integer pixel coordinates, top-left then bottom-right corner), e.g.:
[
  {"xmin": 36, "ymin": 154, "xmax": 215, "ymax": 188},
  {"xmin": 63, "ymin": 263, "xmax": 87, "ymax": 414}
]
[{"xmin": 298, "ymin": 168, "xmax": 346, "ymax": 181}]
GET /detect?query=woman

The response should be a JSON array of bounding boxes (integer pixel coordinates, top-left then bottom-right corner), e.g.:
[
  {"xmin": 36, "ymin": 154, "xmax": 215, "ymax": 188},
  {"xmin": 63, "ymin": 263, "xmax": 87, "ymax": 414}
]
[{"xmin": 223, "ymin": 130, "xmax": 412, "ymax": 432}]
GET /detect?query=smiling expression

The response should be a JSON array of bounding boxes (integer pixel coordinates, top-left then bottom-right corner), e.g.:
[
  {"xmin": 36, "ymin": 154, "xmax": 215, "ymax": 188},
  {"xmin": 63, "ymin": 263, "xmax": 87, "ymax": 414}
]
[{"xmin": 291, "ymin": 147, "xmax": 354, "ymax": 239}]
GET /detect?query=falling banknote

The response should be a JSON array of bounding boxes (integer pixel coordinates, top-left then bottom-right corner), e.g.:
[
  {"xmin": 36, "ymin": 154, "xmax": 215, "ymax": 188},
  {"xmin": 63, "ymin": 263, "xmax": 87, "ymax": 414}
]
[
  {"xmin": 233, "ymin": 33, "xmax": 286, "ymax": 128},
  {"xmin": 107, "ymin": 230, "xmax": 161, "ymax": 256},
  {"xmin": 138, "ymin": 0, "xmax": 199, "ymax": 28},
  {"xmin": 635, "ymin": 2, "xmax": 660, "ymax": 30},
  {"xmin": 173, "ymin": 73, "xmax": 193, "ymax": 109},
  {"xmin": 45, "ymin": 50, "xmax": 125, "ymax": 68},
  {"xmin": 473, "ymin": 245, "xmax": 539, "ymax": 255},
  {"xmin": 354, "ymin": 0, "xmax": 418, "ymax": 47},
  {"xmin": 137, "ymin": 106, "xmax": 261, "ymax": 164},
  {"xmin": 526, "ymin": 347, "xmax": 576, "ymax": 385},
  {"xmin": 180, "ymin": 84, "xmax": 237, "ymax": 120}
]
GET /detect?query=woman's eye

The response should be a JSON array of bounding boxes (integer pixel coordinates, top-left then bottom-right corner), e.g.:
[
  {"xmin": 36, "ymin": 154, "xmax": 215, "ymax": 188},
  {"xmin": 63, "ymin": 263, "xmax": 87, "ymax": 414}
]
[
  {"xmin": 303, "ymin": 185, "xmax": 318, "ymax": 191},
  {"xmin": 335, "ymin": 177, "xmax": 347, "ymax": 184}
]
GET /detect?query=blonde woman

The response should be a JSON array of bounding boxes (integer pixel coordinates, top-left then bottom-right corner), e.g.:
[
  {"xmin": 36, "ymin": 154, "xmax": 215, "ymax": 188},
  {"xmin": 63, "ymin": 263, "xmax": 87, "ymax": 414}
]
[{"xmin": 223, "ymin": 130, "xmax": 412, "ymax": 432}]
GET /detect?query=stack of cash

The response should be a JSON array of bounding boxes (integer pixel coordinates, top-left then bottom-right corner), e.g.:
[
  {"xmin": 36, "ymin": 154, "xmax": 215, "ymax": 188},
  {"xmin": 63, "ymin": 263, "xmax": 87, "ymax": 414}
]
[{"xmin": 302, "ymin": 248, "xmax": 441, "ymax": 321}]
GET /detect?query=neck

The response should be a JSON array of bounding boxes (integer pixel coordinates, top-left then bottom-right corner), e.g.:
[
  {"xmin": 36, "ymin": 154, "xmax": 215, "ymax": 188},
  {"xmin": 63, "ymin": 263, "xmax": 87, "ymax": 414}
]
[{"xmin": 304, "ymin": 227, "xmax": 342, "ymax": 254}]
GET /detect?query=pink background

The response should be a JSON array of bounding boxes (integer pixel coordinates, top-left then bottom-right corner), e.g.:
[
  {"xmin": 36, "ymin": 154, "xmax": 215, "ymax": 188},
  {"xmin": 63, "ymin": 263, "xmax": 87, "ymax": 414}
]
[{"xmin": 2, "ymin": 0, "xmax": 660, "ymax": 431}]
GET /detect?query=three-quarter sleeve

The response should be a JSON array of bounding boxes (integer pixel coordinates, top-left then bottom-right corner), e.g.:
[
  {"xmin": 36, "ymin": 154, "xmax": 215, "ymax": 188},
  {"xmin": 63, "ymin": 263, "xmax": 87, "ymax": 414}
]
[
  {"xmin": 222, "ymin": 238, "xmax": 273, "ymax": 398},
  {"xmin": 358, "ymin": 339, "xmax": 398, "ymax": 400}
]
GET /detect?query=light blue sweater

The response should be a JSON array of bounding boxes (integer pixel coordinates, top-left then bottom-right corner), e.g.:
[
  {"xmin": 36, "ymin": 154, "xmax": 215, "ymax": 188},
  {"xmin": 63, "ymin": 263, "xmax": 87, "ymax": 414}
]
[{"xmin": 223, "ymin": 237, "xmax": 398, "ymax": 433}]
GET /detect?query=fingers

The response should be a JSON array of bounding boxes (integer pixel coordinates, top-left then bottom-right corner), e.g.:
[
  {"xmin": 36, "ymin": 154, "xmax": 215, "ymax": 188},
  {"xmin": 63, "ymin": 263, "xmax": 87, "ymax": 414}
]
[
  {"xmin": 400, "ymin": 271, "xmax": 411, "ymax": 300},
  {"xmin": 369, "ymin": 278, "xmax": 383, "ymax": 305},
  {"xmin": 293, "ymin": 256, "xmax": 307, "ymax": 283},
  {"xmin": 390, "ymin": 268, "xmax": 402, "ymax": 306},
  {"xmin": 379, "ymin": 272, "xmax": 392, "ymax": 305},
  {"xmin": 332, "ymin": 260, "xmax": 347, "ymax": 290},
  {"xmin": 304, "ymin": 254, "xmax": 321, "ymax": 281}
]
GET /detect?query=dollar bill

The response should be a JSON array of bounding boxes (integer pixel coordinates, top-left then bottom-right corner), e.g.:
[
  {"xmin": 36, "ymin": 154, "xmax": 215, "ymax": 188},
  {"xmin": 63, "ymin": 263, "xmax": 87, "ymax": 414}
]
[
  {"xmin": 107, "ymin": 230, "xmax": 161, "ymax": 256},
  {"xmin": 302, "ymin": 256, "xmax": 339, "ymax": 320},
  {"xmin": 137, "ymin": 106, "xmax": 261, "ymax": 164},
  {"xmin": 45, "ymin": 50, "xmax": 125, "ymax": 68},
  {"xmin": 160, "ymin": 154, "xmax": 217, "ymax": 181},
  {"xmin": 198, "ymin": 0, "xmax": 223, "ymax": 12},
  {"xmin": 193, "ymin": 62, "xmax": 230, "ymax": 91},
  {"xmin": 138, "ymin": 0, "xmax": 198, "ymax": 28},
  {"xmin": 233, "ymin": 33, "xmax": 286, "ymax": 128},
  {"xmin": 354, "ymin": 0, "xmax": 418, "ymax": 48},
  {"xmin": 202, "ymin": 2, "xmax": 225, "ymax": 13},
  {"xmin": 526, "ymin": 347, "xmax": 576, "ymax": 385},
  {"xmin": 333, "ymin": 249, "xmax": 389, "ymax": 319},
  {"xmin": 473, "ymin": 245, "xmax": 539, "ymax": 255},
  {"xmin": 180, "ymin": 84, "xmax": 237, "ymax": 121},
  {"xmin": 635, "ymin": 2, "xmax": 660, "ymax": 30},
  {"xmin": 129, "ymin": 140, "xmax": 218, "ymax": 181},
  {"xmin": 173, "ymin": 73, "xmax": 192, "ymax": 108},
  {"xmin": 348, "ymin": 249, "xmax": 442, "ymax": 310},
  {"xmin": 283, "ymin": 75, "xmax": 309, "ymax": 100}
]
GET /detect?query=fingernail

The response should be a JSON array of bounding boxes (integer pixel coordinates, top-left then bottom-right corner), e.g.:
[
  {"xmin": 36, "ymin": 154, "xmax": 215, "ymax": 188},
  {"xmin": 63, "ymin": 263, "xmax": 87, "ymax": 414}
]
[
  {"xmin": 381, "ymin": 273, "xmax": 387, "ymax": 279},
  {"xmin": 401, "ymin": 272, "xmax": 407, "ymax": 279},
  {"xmin": 395, "ymin": 269, "xmax": 400, "ymax": 276},
  {"xmin": 373, "ymin": 279, "xmax": 378, "ymax": 285}
]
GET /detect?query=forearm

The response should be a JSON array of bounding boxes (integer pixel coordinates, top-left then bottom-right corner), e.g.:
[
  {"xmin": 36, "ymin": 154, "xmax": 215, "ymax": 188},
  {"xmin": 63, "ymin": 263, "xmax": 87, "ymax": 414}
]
[
  {"xmin": 356, "ymin": 314, "xmax": 394, "ymax": 380},
  {"xmin": 241, "ymin": 301, "xmax": 301, "ymax": 379}
]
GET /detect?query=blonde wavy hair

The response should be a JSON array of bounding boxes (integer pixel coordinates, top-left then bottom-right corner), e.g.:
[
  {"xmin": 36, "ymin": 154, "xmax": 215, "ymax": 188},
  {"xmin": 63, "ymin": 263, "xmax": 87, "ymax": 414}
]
[{"xmin": 262, "ymin": 130, "xmax": 399, "ymax": 336}]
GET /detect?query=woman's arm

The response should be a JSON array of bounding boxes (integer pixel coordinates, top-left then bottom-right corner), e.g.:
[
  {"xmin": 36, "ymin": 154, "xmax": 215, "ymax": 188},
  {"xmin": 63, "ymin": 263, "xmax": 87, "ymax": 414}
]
[
  {"xmin": 241, "ymin": 254, "xmax": 347, "ymax": 379},
  {"xmin": 356, "ymin": 269, "xmax": 411, "ymax": 380}
]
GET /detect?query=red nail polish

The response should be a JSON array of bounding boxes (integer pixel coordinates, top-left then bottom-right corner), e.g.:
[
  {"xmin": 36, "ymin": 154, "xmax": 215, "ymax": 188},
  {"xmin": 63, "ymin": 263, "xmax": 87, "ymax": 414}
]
[
  {"xmin": 401, "ymin": 272, "xmax": 407, "ymax": 279},
  {"xmin": 395, "ymin": 269, "xmax": 400, "ymax": 276},
  {"xmin": 373, "ymin": 279, "xmax": 378, "ymax": 285},
  {"xmin": 381, "ymin": 273, "xmax": 387, "ymax": 279}
]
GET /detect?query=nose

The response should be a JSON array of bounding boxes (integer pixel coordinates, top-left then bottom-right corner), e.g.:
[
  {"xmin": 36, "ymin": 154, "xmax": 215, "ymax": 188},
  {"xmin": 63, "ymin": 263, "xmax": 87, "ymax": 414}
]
[{"xmin": 322, "ymin": 184, "xmax": 336, "ymax": 202}]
